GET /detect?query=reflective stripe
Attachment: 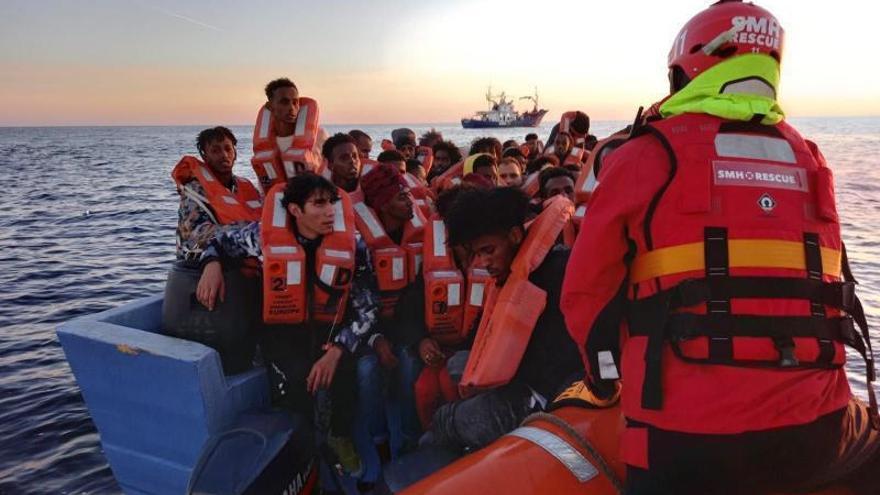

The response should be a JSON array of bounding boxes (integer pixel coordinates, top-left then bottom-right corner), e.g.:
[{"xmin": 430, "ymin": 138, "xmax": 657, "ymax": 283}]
[
  {"xmin": 295, "ymin": 105, "xmax": 308, "ymax": 137},
  {"xmin": 199, "ymin": 166, "xmax": 215, "ymax": 182},
  {"xmin": 254, "ymin": 150, "xmax": 275, "ymax": 161},
  {"xmin": 579, "ymin": 170, "xmax": 597, "ymax": 193},
  {"xmin": 222, "ymin": 195, "xmax": 238, "ymax": 205},
  {"xmin": 570, "ymin": 148, "xmax": 580, "ymax": 157},
  {"xmin": 432, "ymin": 220, "xmax": 447, "ymax": 257},
  {"xmin": 574, "ymin": 205, "xmax": 587, "ymax": 218},
  {"xmin": 286, "ymin": 261, "xmax": 302, "ymax": 285},
  {"xmin": 392, "ymin": 257, "xmax": 405, "ymax": 281},
  {"xmin": 258, "ymin": 107, "xmax": 271, "ymax": 139},
  {"xmin": 246, "ymin": 200, "xmax": 262, "ymax": 209},
  {"xmin": 469, "ymin": 282, "xmax": 485, "ymax": 306},
  {"xmin": 431, "ymin": 270, "xmax": 459, "ymax": 278},
  {"xmin": 714, "ymin": 134, "xmax": 795, "ymax": 163},
  {"xmin": 270, "ymin": 246, "xmax": 298, "ymax": 254},
  {"xmin": 284, "ymin": 161, "xmax": 296, "ymax": 178},
  {"xmin": 324, "ymin": 249, "xmax": 351, "ymax": 260},
  {"xmin": 631, "ymin": 239, "xmax": 842, "ymax": 284},
  {"xmin": 409, "ymin": 205, "xmax": 423, "ymax": 228},
  {"xmin": 320, "ymin": 264, "xmax": 337, "ymax": 286},
  {"xmin": 362, "ymin": 163, "xmax": 374, "ymax": 176},
  {"xmin": 507, "ymin": 426, "xmax": 599, "ymax": 483},
  {"xmin": 447, "ymin": 282, "xmax": 461, "ymax": 306},
  {"xmin": 598, "ymin": 350, "xmax": 619, "ymax": 380},
  {"xmin": 263, "ymin": 162, "xmax": 277, "ymax": 180},
  {"xmin": 403, "ymin": 174, "xmax": 419, "ymax": 188},
  {"xmin": 353, "ymin": 202, "xmax": 386, "ymax": 240},
  {"xmin": 333, "ymin": 201, "xmax": 346, "ymax": 232},
  {"xmin": 272, "ymin": 192, "xmax": 286, "ymax": 228}
]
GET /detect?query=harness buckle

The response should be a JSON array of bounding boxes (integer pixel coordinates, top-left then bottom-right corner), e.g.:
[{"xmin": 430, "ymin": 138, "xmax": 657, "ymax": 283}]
[{"xmin": 777, "ymin": 344, "xmax": 799, "ymax": 368}]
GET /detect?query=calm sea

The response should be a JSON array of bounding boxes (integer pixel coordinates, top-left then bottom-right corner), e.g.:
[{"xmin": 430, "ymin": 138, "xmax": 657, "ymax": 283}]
[{"xmin": 0, "ymin": 118, "xmax": 878, "ymax": 494}]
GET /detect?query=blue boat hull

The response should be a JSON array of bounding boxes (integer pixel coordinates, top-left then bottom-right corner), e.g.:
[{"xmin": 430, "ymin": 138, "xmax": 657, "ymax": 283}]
[{"xmin": 56, "ymin": 295, "xmax": 315, "ymax": 495}]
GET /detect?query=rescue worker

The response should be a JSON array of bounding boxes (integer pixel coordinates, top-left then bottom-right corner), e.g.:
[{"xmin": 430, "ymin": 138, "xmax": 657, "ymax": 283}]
[
  {"xmin": 429, "ymin": 187, "xmax": 582, "ymax": 451},
  {"xmin": 560, "ymin": 2, "xmax": 880, "ymax": 493},
  {"xmin": 196, "ymin": 173, "xmax": 382, "ymax": 478},
  {"xmin": 251, "ymin": 78, "xmax": 328, "ymax": 190}
]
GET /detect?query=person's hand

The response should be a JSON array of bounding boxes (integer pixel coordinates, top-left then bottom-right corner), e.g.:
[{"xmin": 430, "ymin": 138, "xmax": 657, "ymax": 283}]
[
  {"xmin": 418, "ymin": 338, "xmax": 443, "ymax": 367},
  {"xmin": 373, "ymin": 336, "xmax": 399, "ymax": 370},
  {"xmin": 196, "ymin": 260, "xmax": 224, "ymax": 311},
  {"xmin": 307, "ymin": 345, "xmax": 343, "ymax": 394}
]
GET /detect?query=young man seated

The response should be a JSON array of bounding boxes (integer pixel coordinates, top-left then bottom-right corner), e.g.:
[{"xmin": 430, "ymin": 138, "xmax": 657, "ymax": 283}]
[
  {"xmin": 196, "ymin": 173, "xmax": 381, "ymax": 477},
  {"xmin": 427, "ymin": 187, "xmax": 583, "ymax": 450}
]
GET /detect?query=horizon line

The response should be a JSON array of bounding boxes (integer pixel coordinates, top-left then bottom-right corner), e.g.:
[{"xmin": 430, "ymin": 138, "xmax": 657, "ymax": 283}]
[{"xmin": 2, "ymin": 115, "xmax": 879, "ymax": 129}]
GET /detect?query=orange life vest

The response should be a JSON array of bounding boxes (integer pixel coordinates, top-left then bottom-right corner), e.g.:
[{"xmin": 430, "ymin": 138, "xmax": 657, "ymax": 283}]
[
  {"xmin": 260, "ymin": 184, "xmax": 357, "ymax": 325},
  {"xmin": 416, "ymin": 146, "xmax": 434, "ymax": 174},
  {"xmin": 431, "ymin": 160, "xmax": 464, "ymax": 194},
  {"xmin": 401, "ymin": 171, "xmax": 436, "ymax": 217},
  {"xmin": 251, "ymin": 98, "xmax": 322, "ymax": 191},
  {"xmin": 460, "ymin": 196, "xmax": 574, "ymax": 396},
  {"xmin": 353, "ymin": 198, "xmax": 426, "ymax": 318},
  {"xmin": 423, "ymin": 216, "xmax": 491, "ymax": 347},
  {"xmin": 171, "ymin": 156, "xmax": 262, "ymax": 224},
  {"xmin": 521, "ymin": 171, "xmax": 541, "ymax": 198},
  {"xmin": 573, "ymin": 131, "xmax": 629, "ymax": 205},
  {"xmin": 562, "ymin": 147, "xmax": 589, "ymax": 168},
  {"xmin": 559, "ymin": 111, "xmax": 589, "ymax": 147}
]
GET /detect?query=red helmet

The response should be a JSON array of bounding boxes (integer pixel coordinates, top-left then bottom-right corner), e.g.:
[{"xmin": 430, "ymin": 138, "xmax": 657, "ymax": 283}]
[{"xmin": 668, "ymin": 0, "xmax": 784, "ymax": 80}]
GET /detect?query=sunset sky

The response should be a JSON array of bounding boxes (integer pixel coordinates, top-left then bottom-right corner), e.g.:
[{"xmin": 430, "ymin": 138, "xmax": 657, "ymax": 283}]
[{"xmin": 1, "ymin": 0, "xmax": 878, "ymax": 126}]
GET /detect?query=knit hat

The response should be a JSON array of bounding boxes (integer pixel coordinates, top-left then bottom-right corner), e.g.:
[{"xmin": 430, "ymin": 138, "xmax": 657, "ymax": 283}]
[{"xmin": 361, "ymin": 163, "xmax": 408, "ymax": 211}]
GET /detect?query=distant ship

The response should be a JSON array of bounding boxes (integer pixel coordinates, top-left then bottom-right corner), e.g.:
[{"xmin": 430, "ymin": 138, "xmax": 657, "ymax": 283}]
[{"xmin": 461, "ymin": 87, "xmax": 548, "ymax": 129}]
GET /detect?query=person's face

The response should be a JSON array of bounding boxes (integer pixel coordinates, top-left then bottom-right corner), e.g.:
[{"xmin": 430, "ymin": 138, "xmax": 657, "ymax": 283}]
[
  {"xmin": 398, "ymin": 144, "xmax": 415, "ymax": 160},
  {"xmin": 381, "ymin": 189, "xmax": 415, "ymax": 224},
  {"xmin": 356, "ymin": 136, "xmax": 372, "ymax": 161},
  {"xmin": 329, "ymin": 142, "xmax": 361, "ymax": 190},
  {"xmin": 203, "ymin": 137, "xmax": 236, "ymax": 177},
  {"xmin": 555, "ymin": 134, "xmax": 572, "ymax": 155},
  {"xmin": 410, "ymin": 165, "xmax": 427, "ymax": 184},
  {"xmin": 288, "ymin": 190, "xmax": 337, "ymax": 238},
  {"xmin": 434, "ymin": 150, "xmax": 451, "ymax": 171},
  {"xmin": 268, "ymin": 86, "xmax": 300, "ymax": 125},
  {"xmin": 475, "ymin": 164, "xmax": 498, "ymax": 185},
  {"xmin": 525, "ymin": 138, "xmax": 538, "ymax": 152},
  {"xmin": 543, "ymin": 176, "xmax": 575, "ymax": 203},
  {"xmin": 470, "ymin": 229, "xmax": 521, "ymax": 284},
  {"xmin": 386, "ymin": 160, "xmax": 406, "ymax": 175},
  {"xmin": 498, "ymin": 162, "xmax": 523, "ymax": 187}
]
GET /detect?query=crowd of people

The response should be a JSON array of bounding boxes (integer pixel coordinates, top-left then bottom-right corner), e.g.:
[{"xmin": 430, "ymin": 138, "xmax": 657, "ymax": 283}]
[{"xmin": 167, "ymin": 1, "xmax": 880, "ymax": 494}]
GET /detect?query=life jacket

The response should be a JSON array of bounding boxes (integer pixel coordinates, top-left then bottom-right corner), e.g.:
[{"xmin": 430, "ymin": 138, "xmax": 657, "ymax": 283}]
[
  {"xmin": 416, "ymin": 146, "xmax": 434, "ymax": 174},
  {"xmin": 431, "ymin": 160, "xmax": 464, "ymax": 194},
  {"xmin": 260, "ymin": 183, "xmax": 357, "ymax": 325},
  {"xmin": 251, "ymin": 97, "xmax": 322, "ymax": 191},
  {"xmin": 572, "ymin": 130, "xmax": 630, "ymax": 228},
  {"xmin": 562, "ymin": 147, "xmax": 589, "ymax": 168},
  {"xmin": 521, "ymin": 171, "xmax": 541, "ymax": 198},
  {"xmin": 423, "ymin": 216, "xmax": 491, "ymax": 346},
  {"xmin": 352, "ymin": 198, "xmax": 426, "ymax": 318},
  {"xmin": 621, "ymin": 113, "xmax": 876, "ymax": 424},
  {"xmin": 559, "ymin": 111, "xmax": 589, "ymax": 147},
  {"xmin": 402, "ymin": 171, "xmax": 436, "ymax": 217},
  {"xmin": 460, "ymin": 196, "xmax": 574, "ymax": 396},
  {"xmin": 171, "ymin": 156, "xmax": 262, "ymax": 224}
]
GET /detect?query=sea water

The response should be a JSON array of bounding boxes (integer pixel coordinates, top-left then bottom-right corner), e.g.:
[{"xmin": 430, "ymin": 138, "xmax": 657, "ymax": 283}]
[{"xmin": 0, "ymin": 118, "xmax": 877, "ymax": 493}]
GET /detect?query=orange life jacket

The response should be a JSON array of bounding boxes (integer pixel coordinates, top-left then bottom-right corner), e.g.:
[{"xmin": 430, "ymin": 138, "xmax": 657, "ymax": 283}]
[
  {"xmin": 171, "ymin": 156, "xmax": 262, "ymax": 224},
  {"xmin": 460, "ymin": 196, "xmax": 574, "ymax": 396},
  {"xmin": 401, "ymin": 171, "xmax": 436, "ymax": 217},
  {"xmin": 562, "ymin": 147, "xmax": 589, "ymax": 168},
  {"xmin": 251, "ymin": 97, "xmax": 322, "ymax": 191},
  {"xmin": 353, "ymin": 198, "xmax": 426, "ymax": 318},
  {"xmin": 559, "ymin": 111, "xmax": 589, "ymax": 147},
  {"xmin": 521, "ymin": 171, "xmax": 541, "ymax": 198},
  {"xmin": 423, "ymin": 216, "xmax": 491, "ymax": 347},
  {"xmin": 260, "ymin": 184, "xmax": 357, "ymax": 325},
  {"xmin": 416, "ymin": 146, "xmax": 434, "ymax": 174},
  {"xmin": 431, "ymin": 160, "xmax": 464, "ymax": 194},
  {"xmin": 573, "ymin": 131, "xmax": 629, "ymax": 205}
]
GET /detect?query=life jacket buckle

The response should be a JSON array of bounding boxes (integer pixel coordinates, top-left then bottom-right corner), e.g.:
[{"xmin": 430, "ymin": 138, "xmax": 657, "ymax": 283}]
[{"xmin": 777, "ymin": 343, "xmax": 799, "ymax": 368}]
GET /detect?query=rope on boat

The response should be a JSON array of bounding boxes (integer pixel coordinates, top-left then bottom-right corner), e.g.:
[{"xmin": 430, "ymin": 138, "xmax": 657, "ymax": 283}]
[{"xmin": 521, "ymin": 411, "xmax": 624, "ymax": 494}]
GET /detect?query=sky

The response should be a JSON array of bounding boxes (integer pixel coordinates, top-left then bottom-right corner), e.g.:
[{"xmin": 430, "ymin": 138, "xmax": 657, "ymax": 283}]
[{"xmin": 0, "ymin": 0, "xmax": 878, "ymax": 126}]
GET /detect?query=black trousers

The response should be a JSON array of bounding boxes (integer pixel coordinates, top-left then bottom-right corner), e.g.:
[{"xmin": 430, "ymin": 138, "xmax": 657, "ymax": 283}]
[
  {"xmin": 260, "ymin": 329, "xmax": 356, "ymax": 437},
  {"xmin": 625, "ymin": 399, "xmax": 880, "ymax": 495}
]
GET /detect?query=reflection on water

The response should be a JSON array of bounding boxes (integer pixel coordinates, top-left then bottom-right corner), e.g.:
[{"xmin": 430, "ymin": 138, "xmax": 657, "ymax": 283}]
[{"xmin": 0, "ymin": 118, "xmax": 877, "ymax": 493}]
